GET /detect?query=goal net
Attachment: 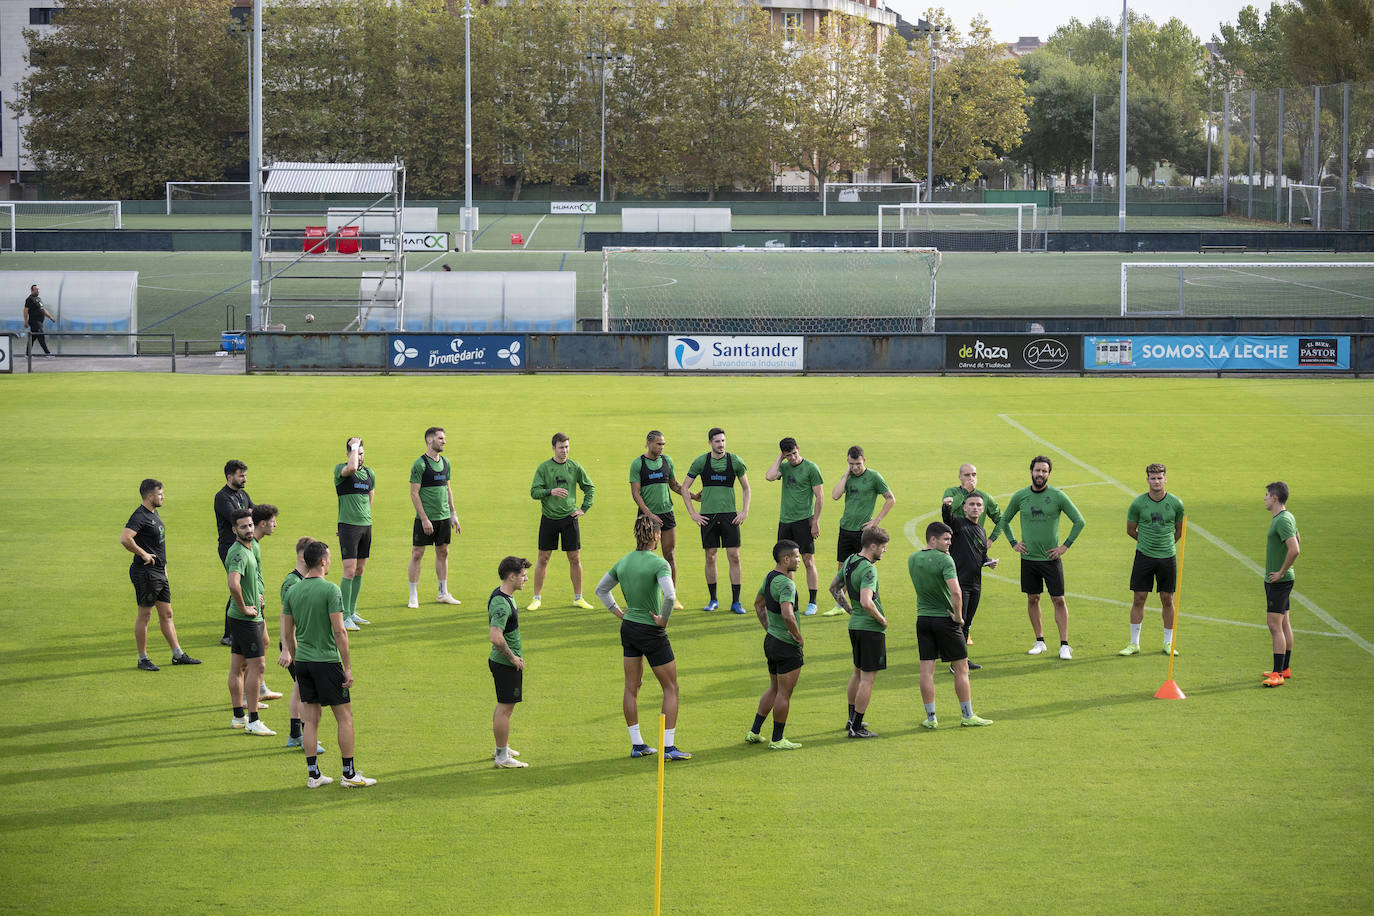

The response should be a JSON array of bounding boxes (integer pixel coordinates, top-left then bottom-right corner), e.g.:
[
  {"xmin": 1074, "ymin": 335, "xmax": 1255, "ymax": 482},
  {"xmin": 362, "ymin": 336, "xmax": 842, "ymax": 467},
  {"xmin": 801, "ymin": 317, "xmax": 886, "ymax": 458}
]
[
  {"xmin": 602, "ymin": 246, "xmax": 940, "ymax": 334},
  {"xmin": 1286, "ymin": 183, "xmax": 1324, "ymax": 229},
  {"xmin": 166, "ymin": 181, "xmax": 252, "ymax": 215},
  {"xmin": 822, "ymin": 182, "xmax": 923, "ymax": 216},
  {"xmin": 878, "ymin": 203, "xmax": 1058, "ymax": 252},
  {"xmin": 6, "ymin": 200, "xmax": 121, "ymax": 229},
  {"xmin": 1120, "ymin": 261, "xmax": 1374, "ymax": 317}
]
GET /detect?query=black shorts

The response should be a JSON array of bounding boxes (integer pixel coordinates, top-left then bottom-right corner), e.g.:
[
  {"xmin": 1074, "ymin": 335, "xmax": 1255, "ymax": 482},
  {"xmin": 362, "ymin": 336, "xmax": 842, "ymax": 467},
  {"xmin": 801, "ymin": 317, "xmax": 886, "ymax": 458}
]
[
  {"xmin": 916, "ymin": 615, "xmax": 968, "ymax": 663},
  {"xmin": 129, "ymin": 566, "xmax": 171, "ymax": 606},
  {"xmin": 1130, "ymin": 552, "xmax": 1177, "ymax": 594},
  {"xmin": 849, "ymin": 629, "xmax": 887, "ymax": 672},
  {"xmin": 764, "ymin": 633, "xmax": 804, "ymax": 675},
  {"xmin": 296, "ymin": 660, "xmax": 350, "ymax": 707},
  {"xmin": 1021, "ymin": 558, "xmax": 1066, "ymax": 596},
  {"xmin": 776, "ymin": 519, "xmax": 815, "ymax": 556},
  {"xmin": 337, "ymin": 523, "xmax": 372, "ymax": 560},
  {"xmin": 836, "ymin": 527, "xmax": 864, "ymax": 563},
  {"xmin": 227, "ymin": 616, "xmax": 266, "ymax": 659},
  {"xmin": 640, "ymin": 509, "xmax": 676, "ymax": 531},
  {"xmin": 538, "ymin": 514, "xmax": 580, "ymax": 552},
  {"xmin": 700, "ymin": 512, "xmax": 741, "ymax": 550},
  {"xmin": 489, "ymin": 658, "xmax": 524, "ymax": 704},
  {"xmin": 413, "ymin": 516, "xmax": 454, "ymax": 548},
  {"xmin": 1265, "ymin": 579, "xmax": 1294, "ymax": 614},
  {"xmin": 620, "ymin": 619, "xmax": 675, "ymax": 668}
]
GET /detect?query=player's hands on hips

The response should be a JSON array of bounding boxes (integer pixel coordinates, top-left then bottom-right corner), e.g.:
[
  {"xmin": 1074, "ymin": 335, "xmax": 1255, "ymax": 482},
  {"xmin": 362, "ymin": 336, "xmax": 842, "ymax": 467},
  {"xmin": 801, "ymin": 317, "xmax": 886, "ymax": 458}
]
[
  {"xmin": 551, "ymin": 487, "xmax": 569, "ymax": 498},
  {"xmin": 652, "ymin": 613, "xmax": 667, "ymax": 627},
  {"xmin": 421, "ymin": 518, "xmax": 434, "ymax": 535},
  {"xmin": 512, "ymin": 657, "xmax": 526, "ymax": 671},
  {"xmin": 141, "ymin": 553, "xmax": 155, "ymax": 566},
  {"xmin": 1013, "ymin": 542, "xmax": 1028, "ymax": 555},
  {"xmin": 277, "ymin": 649, "xmax": 292, "ymax": 668},
  {"xmin": 1267, "ymin": 571, "xmax": 1282, "ymax": 583},
  {"xmin": 244, "ymin": 606, "xmax": 258, "ymax": 618},
  {"xmin": 1047, "ymin": 545, "xmax": 1068, "ymax": 560},
  {"xmin": 343, "ymin": 667, "xmax": 353, "ymax": 688},
  {"xmin": 571, "ymin": 508, "xmax": 585, "ymax": 519}
]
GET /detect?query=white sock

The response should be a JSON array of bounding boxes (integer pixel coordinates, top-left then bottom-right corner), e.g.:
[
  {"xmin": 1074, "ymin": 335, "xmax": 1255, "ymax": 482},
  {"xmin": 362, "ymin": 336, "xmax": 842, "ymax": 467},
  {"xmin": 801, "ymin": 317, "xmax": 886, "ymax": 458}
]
[
  {"xmin": 496, "ymin": 745, "xmax": 508, "ymax": 760},
  {"xmin": 664, "ymin": 727, "xmax": 675, "ymax": 746},
  {"xmin": 628, "ymin": 723, "xmax": 643, "ymax": 744},
  {"xmin": 438, "ymin": 579, "xmax": 448, "ymax": 595},
  {"xmin": 1130, "ymin": 623, "xmax": 1142, "ymax": 644},
  {"xmin": 1163, "ymin": 627, "xmax": 1174, "ymax": 644},
  {"xmin": 532, "ymin": 594, "xmax": 541, "ymax": 601},
  {"xmin": 408, "ymin": 582, "xmax": 418, "ymax": 600},
  {"xmin": 573, "ymin": 593, "xmax": 583, "ymax": 601}
]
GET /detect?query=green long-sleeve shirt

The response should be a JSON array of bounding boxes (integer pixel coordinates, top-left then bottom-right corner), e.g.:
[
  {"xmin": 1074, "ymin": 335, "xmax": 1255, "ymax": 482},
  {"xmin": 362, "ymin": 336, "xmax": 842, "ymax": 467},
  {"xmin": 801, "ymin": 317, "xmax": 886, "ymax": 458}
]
[
  {"xmin": 996, "ymin": 485, "xmax": 1085, "ymax": 561},
  {"xmin": 530, "ymin": 458, "xmax": 594, "ymax": 519}
]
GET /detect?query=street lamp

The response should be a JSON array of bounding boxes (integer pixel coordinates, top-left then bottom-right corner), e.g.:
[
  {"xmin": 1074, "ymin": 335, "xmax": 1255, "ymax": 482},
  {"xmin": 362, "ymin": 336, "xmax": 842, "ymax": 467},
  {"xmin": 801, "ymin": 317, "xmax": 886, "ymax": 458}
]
[
  {"xmin": 586, "ymin": 49, "xmax": 625, "ymax": 203},
  {"xmin": 914, "ymin": 19, "xmax": 950, "ymax": 203},
  {"xmin": 1117, "ymin": 0, "xmax": 1128, "ymax": 230},
  {"xmin": 463, "ymin": 0, "xmax": 473, "ymax": 251}
]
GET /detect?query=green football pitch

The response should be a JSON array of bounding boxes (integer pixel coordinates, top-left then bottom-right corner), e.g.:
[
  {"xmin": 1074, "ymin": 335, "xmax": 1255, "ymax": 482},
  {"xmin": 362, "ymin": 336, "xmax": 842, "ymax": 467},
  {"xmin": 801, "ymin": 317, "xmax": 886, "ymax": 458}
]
[{"xmin": 2, "ymin": 373, "xmax": 1371, "ymax": 913}]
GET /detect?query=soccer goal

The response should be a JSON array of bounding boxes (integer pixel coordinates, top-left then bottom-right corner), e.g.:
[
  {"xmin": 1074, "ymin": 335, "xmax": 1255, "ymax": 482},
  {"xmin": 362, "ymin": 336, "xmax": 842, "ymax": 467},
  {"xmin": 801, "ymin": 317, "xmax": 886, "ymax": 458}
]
[
  {"xmin": 166, "ymin": 181, "xmax": 251, "ymax": 215},
  {"xmin": 0, "ymin": 205, "xmax": 15, "ymax": 252},
  {"xmin": 822, "ymin": 182, "xmax": 923, "ymax": 216},
  {"xmin": 878, "ymin": 202, "xmax": 1058, "ymax": 252},
  {"xmin": 5, "ymin": 200, "xmax": 121, "ymax": 230},
  {"xmin": 602, "ymin": 246, "xmax": 941, "ymax": 334},
  {"xmin": 1120, "ymin": 261, "xmax": 1374, "ymax": 317},
  {"xmin": 1286, "ymin": 183, "xmax": 1325, "ymax": 229}
]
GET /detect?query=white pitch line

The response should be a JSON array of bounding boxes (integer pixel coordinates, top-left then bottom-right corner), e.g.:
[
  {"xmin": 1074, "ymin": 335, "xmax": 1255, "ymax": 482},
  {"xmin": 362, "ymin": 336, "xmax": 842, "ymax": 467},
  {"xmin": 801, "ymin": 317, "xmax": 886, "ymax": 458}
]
[
  {"xmin": 520, "ymin": 214, "xmax": 547, "ymax": 248},
  {"xmin": 998, "ymin": 413, "xmax": 1374, "ymax": 656}
]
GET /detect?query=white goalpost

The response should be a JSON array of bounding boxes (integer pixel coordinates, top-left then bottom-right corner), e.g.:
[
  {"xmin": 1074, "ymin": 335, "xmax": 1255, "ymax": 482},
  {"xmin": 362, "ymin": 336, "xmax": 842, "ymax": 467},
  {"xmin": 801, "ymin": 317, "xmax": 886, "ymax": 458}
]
[
  {"xmin": 167, "ymin": 181, "xmax": 252, "ymax": 215},
  {"xmin": 822, "ymin": 182, "xmax": 923, "ymax": 216},
  {"xmin": 0, "ymin": 204, "xmax": 15, "ymax": 252},
  {"xmin": 602, "ymin": 246, "xmax": 941, "ymax": 333},
  {"xmin": 1286, "ymin": 183, "xmax": 1324, "ymax": 229},
  {"xmin": 3, "ymin": 200, "xmax": 121, "ymax": 230},
  {"xmin": 1120, "ymin": 261, "xmax": 1374, "ymax": 317},
  {"xmin": 878, "ymin": 202, "xmax": 1056, "ymax": 252}
]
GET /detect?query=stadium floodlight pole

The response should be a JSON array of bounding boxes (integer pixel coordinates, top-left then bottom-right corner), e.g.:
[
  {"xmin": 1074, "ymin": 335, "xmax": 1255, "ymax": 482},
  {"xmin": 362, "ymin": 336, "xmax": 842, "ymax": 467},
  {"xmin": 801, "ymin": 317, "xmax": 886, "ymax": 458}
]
[
  {"xmin": 463, "ymin": 0, "xmax": 473, "ymax": 252},
  {"xmin": 1117, "ymin": 0, "xmax": 1128, "ymax": 231},
  {"xmin": 914, "ymin": 20, "xmax": 949, "ymax": 203},
  {"xmin": 249, "ymin": 0, "xmax": 264, "ymax": 332},
  {"xmin": 1090, "ymin": 92, "xmax": 1097, "ymax": 203},
  {"xmin": 586, "ymin": 48, "xmax": 624, "ymax": 204}
]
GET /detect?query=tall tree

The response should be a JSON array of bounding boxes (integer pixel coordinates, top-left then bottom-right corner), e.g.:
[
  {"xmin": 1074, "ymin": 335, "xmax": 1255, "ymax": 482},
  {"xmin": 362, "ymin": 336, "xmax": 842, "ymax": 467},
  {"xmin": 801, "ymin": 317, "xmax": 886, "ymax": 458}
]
[{"xmin": 15, "ymin": 0, "xmax": 246, "ymax": 198}]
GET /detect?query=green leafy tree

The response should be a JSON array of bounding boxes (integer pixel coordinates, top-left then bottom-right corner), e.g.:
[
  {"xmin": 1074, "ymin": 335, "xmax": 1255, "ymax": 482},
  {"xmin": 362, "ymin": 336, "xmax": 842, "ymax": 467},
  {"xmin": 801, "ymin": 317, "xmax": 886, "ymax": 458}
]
[{"xmin": 15, "ymin": 0, "xmax": 247, "ymax": 198}]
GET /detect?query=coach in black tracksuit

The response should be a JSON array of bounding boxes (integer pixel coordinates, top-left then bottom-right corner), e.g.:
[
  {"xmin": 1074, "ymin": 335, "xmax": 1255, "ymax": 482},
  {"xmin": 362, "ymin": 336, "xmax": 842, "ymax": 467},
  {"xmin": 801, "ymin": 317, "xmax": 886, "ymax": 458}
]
[{"xmin": 942, "ymin": 494, "xmax": 997, "ymax": 669}]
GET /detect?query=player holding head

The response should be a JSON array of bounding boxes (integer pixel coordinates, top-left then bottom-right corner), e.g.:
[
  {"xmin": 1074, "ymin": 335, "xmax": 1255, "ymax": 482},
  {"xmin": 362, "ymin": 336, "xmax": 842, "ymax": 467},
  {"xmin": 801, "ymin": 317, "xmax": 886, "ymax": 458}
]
[
  {"xmin": 630, "ymin": 430, "xmax": 685, "ymax": 610},
  {"xmin": 1119, "ymin": 464, "xmax": 1185, "ymax": 658},
  {"xmin": 226, "ymin": 507, "xmax": 274, "ymax": 736},
  {"xmin": 746, "ymin": 540, "xmax": 804, "ymax": 750},
  {"xmin": 941, "ymin": 463, "xmax": 1003, "ymax": 541},
  {"xmin": 829, "ymin": 525, "xmax": 890, "ymax": 738},
  {"xmin": 120, "ymin": 478, "xmax": 200, "ymax": 671},
  {"xmin": 279, "ymin": 540, "xmax": 376, "ymax": 788},
  {"xmin": 996, "ymin": 456, "xmax": 1086, "ymax": 660},
  {"xmin": 765, "ymin": 437, "xmax": 825, "ymax": 616},
  {"xmin": 595, "ymin": 513, "xmax": 691, "ymax": 761},
  {"xmin": 942, "ymin": 491, "xmax": 997, "ymax": 668},
  {"xmin": 335, "ymin": 436, "xmax": 376, "ymax": 629},
  {"xmin": 909, "ymin": 522, "xmax": 993, "ymax": 729},
  {"xmin": 409, "ymin": 427, "xmax": 463, "ymax": 609},
  {"xmin": 825, "ymin": 445, "xmax": 895, "ymax": 616},
  {"xmin": 1262, "ymin": 482, "xmax": 1300, "ymax": 687},
  {"xmin": 489, "ymin": 556, "xmax": 532, "ymax": 768},
  {"xmin": 681, "ymin": 427, "xmax": 751, "ymax": 614},
  {"xmin": 528, "ymin": 432, "xmax": 596, "ymax": 611},
  {"xmin": 214, "ymin": 459, "xmax": 253, "ymax": 647}
]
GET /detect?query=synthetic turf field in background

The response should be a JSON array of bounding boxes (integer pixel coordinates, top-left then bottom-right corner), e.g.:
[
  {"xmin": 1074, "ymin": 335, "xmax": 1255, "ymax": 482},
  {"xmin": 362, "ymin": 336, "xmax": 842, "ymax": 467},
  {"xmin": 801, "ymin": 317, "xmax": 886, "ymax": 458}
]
[{"xmin": 2, "ymin": 373, "xmax": 1370, "ymax": 913}]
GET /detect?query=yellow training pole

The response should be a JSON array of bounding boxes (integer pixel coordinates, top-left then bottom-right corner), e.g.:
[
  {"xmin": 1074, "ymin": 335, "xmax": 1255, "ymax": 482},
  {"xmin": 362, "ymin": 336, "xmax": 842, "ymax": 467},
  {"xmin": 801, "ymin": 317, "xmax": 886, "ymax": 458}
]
[
  {"xmin": 1155, "ymin": 518, "xmax": 1187, "ymax": 699},
  {"xmin": 654, "ymin": 713, "xmax": 666, "ymax": 916}
]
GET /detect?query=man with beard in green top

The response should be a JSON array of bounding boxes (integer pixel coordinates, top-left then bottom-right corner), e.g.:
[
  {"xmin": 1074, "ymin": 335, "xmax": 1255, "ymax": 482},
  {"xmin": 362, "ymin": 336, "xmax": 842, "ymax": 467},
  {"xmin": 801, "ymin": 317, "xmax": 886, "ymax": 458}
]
[
  {"xmin": 596, "ymin": 514, "xmax": 691, "ymax": 761},
  {"xmin": 823, "ymin": 446, "xmax": 895, "ymax": 617},
  {"xmin": 630, "ymin": 430, "xmax": 685, "ymax": 610},
  {"xmin": 681, "ymin": 427, "xmax": 751, "ymax": 614},
  {"xmin": 829, "ymin": 525, "xmax": 890, "ymax": 738},
  {"xmin": 765, "ymin": 438, "xmax": 824, "ymax": 616}
]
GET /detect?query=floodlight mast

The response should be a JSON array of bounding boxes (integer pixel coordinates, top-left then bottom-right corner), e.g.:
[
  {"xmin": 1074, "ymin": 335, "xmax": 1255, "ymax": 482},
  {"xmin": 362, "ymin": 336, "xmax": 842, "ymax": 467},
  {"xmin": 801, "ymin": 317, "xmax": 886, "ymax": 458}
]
[
  {"xmin": 249, "ymin": 0, "xmax": 264, "ymax": 331},
  {"xmin": 463, "ymin": 0, "xmax": 473, "ymax": 252}
]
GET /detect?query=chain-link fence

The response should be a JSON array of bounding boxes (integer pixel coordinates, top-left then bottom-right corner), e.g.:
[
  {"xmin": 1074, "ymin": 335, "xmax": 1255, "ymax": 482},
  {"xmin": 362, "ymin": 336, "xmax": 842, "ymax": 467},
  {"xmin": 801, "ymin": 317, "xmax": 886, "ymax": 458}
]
[{"xmin": 1219, "ymin": 80, "xmax": 1374, "ymax": 229}]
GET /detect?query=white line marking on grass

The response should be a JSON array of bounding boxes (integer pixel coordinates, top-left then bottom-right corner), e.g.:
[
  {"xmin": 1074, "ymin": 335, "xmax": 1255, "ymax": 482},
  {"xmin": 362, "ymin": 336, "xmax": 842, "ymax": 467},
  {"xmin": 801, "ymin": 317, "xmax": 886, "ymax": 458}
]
[
  {"xmin": 521, "ymin": 214, "xmax": 547, "ymax": 248},
  {"xmin": 999, "ymin": 413, "xmax": 1374, "ymax": 656}
]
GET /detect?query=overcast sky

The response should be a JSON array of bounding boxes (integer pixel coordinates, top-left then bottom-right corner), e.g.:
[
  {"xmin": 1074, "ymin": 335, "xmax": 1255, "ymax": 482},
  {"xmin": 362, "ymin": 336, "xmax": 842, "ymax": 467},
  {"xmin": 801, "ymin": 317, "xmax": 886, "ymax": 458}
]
[{"xmin": 885, "ymin": 1, "xmax": 1246, "ymax": 44}]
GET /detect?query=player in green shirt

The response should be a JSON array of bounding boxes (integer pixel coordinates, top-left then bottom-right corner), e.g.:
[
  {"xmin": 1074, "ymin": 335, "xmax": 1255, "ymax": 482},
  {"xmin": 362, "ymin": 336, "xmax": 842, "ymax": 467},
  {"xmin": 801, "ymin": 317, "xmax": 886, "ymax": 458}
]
[
  {"xmin": 280, "ymin": 541, "xmax": 376, "ymax": 788},
  {"xmin": 941, "ymin": 464, "xmax": 1003, "ymax": 541},
  {"xmin": 827, "ymin": 525, "xmax": 891, "ymax": 739},
  {"xmin": 249, "ymin": 504, "xmax": 285, "ymax": 703},
  {"xmin": 996, "ymin": 455, "xmax": 1086, "ymax": 660},
  {"xmin": 225, "ymin": 508, "xmax": 274, "ymax": 736},
  {"xmin": 489, "ymin": 556, "xmax": 532, "ymax": 768},
  {"xmin": 408, "ymin": 427, "xmax": 463, "ymax": 609},
  {"xmin": 595, "ymin": 514, "xmax": 691, "ymax": 761},
  {"xmin": 334, "ymin": 437, "xmax": 376, "ymax": 628},
  {"xmin": 1119, "ymin": 464, "xmax": 1186, "ymax": 658},
  {"xmin": 279, "ymin": 536, "xmax": 326, "ymax": 754},
  {"xmin": 746, "ymin": 540, "xmax": 804, "ymax": 750},
  {"xmin": 1262, "ymin": 481, "xmax": 1301, "ymax": 687},
  {"xmin": 908, "ymin": 522, "xmax": 993, "ymax": 729},
  {"xmin": 765, "ymin": 437, "xmax": 825, "ymax": 616},
  {"xmin": 824, "ymin": 445, "xmax": 896, "ymax": 616},
  {"xmin": 630, "ymin": 430, "xmax": 686, "ymax": 611},
  {"xmin": 528, "ymin": 432, "xmax": 596, "ymax": 611},
  {"xmin": 681, "ymin": 427, "xmax": 751, "ymax": 614}
]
